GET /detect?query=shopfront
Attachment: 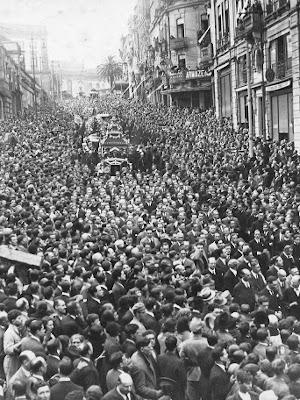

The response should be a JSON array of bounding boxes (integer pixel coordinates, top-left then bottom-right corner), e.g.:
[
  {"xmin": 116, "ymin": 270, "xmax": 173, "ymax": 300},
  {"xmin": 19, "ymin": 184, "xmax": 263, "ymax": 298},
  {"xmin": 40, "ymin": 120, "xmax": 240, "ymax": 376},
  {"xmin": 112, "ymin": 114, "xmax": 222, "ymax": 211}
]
[
  {"xmin": 267, "ymin": 80, "xmax": 293, "ymax": 141},
  {"xmin": 219, "ymin": 67, "xmax": 232, "ymax": 118}
]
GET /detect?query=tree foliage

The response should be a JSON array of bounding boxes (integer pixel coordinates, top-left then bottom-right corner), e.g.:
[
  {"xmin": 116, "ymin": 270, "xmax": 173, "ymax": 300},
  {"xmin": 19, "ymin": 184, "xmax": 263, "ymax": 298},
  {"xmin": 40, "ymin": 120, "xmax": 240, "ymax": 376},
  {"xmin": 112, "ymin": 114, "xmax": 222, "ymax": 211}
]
[{"xmin": 97, "ymin": 56, "xmax": 122, "ymax": 89}]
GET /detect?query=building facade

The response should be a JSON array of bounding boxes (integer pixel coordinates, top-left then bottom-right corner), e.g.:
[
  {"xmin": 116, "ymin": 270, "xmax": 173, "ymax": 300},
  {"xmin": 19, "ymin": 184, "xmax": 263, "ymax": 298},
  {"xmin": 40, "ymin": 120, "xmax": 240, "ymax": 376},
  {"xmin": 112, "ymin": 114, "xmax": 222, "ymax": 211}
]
[
  {"xmin": 210, "ymin": 0, "xmax": 300, "ymax": 147},
  {"xmin": 60, "ymin": 62, "xmax": 109, "ymax": 98},
  {"xmin": 0, "ymin": 42, "xmax": 45, "ymax": 120},
  {"xmin": 0, "ymin": 24, "xmax": 51, "ymax": 95},
  {"xmin": 122, "ymin": 0, "xmax": 213, "ymax": 107},
  {"xmin": 146, "ymin": 0, "xmax": 212, "ymax": 107}
]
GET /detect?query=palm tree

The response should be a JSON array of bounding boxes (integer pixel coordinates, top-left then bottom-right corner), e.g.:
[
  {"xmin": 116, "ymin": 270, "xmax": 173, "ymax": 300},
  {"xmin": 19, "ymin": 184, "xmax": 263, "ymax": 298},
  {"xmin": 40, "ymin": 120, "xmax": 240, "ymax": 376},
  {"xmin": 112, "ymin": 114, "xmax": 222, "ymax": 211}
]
[{"xmin": 97, "ymin": 56, "xmax": 122, "ymax": 90}]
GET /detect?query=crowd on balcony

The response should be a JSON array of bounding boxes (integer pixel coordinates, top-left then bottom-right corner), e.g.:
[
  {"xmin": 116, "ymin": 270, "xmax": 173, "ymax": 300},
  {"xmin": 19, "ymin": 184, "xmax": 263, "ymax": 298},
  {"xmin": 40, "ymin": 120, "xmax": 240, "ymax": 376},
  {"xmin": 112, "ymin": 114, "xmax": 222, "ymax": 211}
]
[{"xmin": 0, "ymin": 95, "xmax": 300, "ymax": 400}]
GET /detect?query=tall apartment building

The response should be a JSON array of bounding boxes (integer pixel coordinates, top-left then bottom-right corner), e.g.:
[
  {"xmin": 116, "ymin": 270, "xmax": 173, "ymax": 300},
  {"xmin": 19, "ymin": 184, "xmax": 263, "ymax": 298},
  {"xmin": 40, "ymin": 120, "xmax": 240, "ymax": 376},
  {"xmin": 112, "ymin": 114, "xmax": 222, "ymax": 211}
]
[
  {"xmin": 147, "ymin": 0, "xmax": 212, "ymax": 107},
  {"xmin": 0, "ymin": 24, "xmax": 52, "ymax": 95},
  {"xmin": 209, "ymin": 0, "xmax": 300, "ymax": 148}
]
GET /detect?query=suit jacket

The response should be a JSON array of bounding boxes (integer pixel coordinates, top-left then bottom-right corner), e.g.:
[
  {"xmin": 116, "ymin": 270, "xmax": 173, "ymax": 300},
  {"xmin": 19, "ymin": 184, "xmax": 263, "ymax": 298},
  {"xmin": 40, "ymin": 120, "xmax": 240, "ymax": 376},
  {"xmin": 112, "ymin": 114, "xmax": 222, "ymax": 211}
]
[
  {"xmin": 209, "ymin": 364, "xmax": 230, "ymax": 400},
  {"xmin": 157, "ymin": 352, "xmax": 186, "ymax": 400},
  {"xmin": 259, "ymin": 287, "xmax": 280, "ymax": 311},
  {"xmin": 3, "ymin": 297, "xmax": 17, "ymax": 312},
  {"xmin": 249, "ymin": 239, "xmax": 267, "ymax": 258},
  {"xmin": 111, "ymin": 282, "xmax": 126, "ymax": 307},
  {"xmin": 216, "ymin": 257, "xmax": 227, "ymax": 275},
  {"xmin": 60, "ymin": 315, "xmax": 83, "ymax": 337},
  {"xmin": 179, "ymin": 336, "xmax": 208, "ymax": 382},
  {"xmin": 140, "ymin": 312, "xmax": 160, "ymax": 334},
  {"xmin": 83, "ymin": 294, "xmax": 102, "ymax": 317},
  {"xmin": 122, "ymin": 339, "xmax": 137, "ymax": 358},
  {"xmin": 275, "ymin": 279, "xmax": 288, "ymax": 299},
  {"xmin": 50, "ymin": 379, "xmax": 84, "ymax": 400},
  {"xmin": 266, "ymin": 266, "xmax": 280, "ymax": 278},
  {"xmin": 203, "ymin": 269, "xmax": 224, "ymax": 291},
  {"xmin": 281, "ymin": 252, "xmax": 295, "ymax": 272},
  {"xmin": 52, "ymin": 315, "xmax": 63, "ymax": 337},
  {"xmin": 223, "ymin": 269, "xmax": 239, "ymax": 294},
  {"xmin": 186, "ymin": 230, "xmax": 200, "ymax": 245},
  {"xmin": 198, "ymin": 346, "xmax": 214, "ymax": 400},
  {"xmin": 7, "ymin": 366, "xmax": 30, "ymax": 400},
  {"xmin": 131, "ymin": 350, "xmax": 158, "ymax": 391},
  {"xmin": 282, "ymin": 287, "xmax": 300, "ymax": 319},
  {"xmin": 20, "ymin": 336, "xmax": 46, "ymax": 358},
  {"xmin": 233, "ymin": 281, "xmax": 256, "ymax": 311},
  {"xmin": 103, "ymin": 387, "xmax": 137, "ymax": 400},
  {"xmin": 45, "ymin": 354, "xmax": 60, "ymax": 381},
  {"xmin": 250, "ymin": 272, "xmax": 266, "ymax": 293},
  {"xmin": 70, "ymin": 358, "xmax": 99, "ymax": 391}
]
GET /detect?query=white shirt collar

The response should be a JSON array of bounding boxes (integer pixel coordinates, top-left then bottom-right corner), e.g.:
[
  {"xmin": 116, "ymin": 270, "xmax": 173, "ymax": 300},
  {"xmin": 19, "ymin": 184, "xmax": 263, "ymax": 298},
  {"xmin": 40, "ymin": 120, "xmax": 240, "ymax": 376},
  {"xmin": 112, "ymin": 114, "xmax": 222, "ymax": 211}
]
[
  {"xmin": 30, "ymin": 334, "xmax": 41, "ymax": 343},
  {"xmin": 215, "ymin": 362, "xmax": 226, "ymax": 371},
  {"xmin": 238, "ymin": 391, "xmax": 251, "ymax": 400},
  {"xmin": 242, "ymin": 279, "xmax": 250, "ymax": 288}
]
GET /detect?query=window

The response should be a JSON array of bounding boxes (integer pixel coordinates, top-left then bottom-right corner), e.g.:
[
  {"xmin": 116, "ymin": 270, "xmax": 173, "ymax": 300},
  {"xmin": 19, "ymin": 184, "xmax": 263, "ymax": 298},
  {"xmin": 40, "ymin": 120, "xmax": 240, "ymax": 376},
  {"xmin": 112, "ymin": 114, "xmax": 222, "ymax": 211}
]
[
  {"xmin": 178, "ymin": 54, "xmax": 186, "ymax": 69},
  {"xmin": 269, "ymin": 35, "xmax": 289, "ymax": 66},
  {"xmin": 269, "ymin": 35, "xmax": 292, "ymax": 78},
  {"xmin": 218, "ymin": 5, "xmax": 222, "ymax": 38},
  {"xmin": 177, "ymin": 18, "xmax": 184, "ymax": 38},
  {"xmin": 219, "ymin": 68, "xmax": 232, "ymax": 118},
  {"xmin": 224, "ymin": 0, "xmax": 229, "ymax": 33},
  {"xmin": 237, "ymin": 55, "xmax": 247, "ymax": 86},
  {"xmin": 239, "ymin": 94, "xmax": 248, "ymax": 123},
  {"xmin": 271, "ymin": 92, "xmax": 293, "ymax": 141},
  {"xmin": 216, "ymin": 1, "xmax": 231, "ymax": 44},
  {"xmin": 201, "ymin": 14, "xmax": 208, "ymax": 31}
]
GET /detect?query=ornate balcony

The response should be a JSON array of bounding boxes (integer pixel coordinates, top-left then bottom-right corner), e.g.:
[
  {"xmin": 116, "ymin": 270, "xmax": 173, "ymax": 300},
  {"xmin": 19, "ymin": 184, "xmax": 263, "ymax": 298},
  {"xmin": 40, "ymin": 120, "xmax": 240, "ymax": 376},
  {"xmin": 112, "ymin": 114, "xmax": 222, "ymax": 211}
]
[
  {"xmin": 217, "ymin": 33, "xmax": 230, "ymax": 53},
  {"xmin": 169, "ymin": 69, "xmax": 211, "ymax": 85},
  {"xmin": 235, "ymin": 3, "xmax": 263, "ymax": 41},
  {"xmin": 266, "ymin": 0, "xmax": 290, "ymax": 20},
  {"xmin": 271, "ymin": 58, "xmax": 292, "ymax": 80}
]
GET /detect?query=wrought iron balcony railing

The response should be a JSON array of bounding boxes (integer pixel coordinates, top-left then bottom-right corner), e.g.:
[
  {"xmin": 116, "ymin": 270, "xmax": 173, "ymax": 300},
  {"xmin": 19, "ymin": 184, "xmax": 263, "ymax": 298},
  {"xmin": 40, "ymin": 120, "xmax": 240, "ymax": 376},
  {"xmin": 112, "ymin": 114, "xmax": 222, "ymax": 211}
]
[
  {"xmin": 271, "ymin": 57, "xmax": 292, "ymax": 79},
  {"xmin": 266, "ymin": 0, "xmax": 290, "ymax": 17},
  {"xmin": 217, "ymin": 33, "xmax": 229, "ymax": 52},
  {"xmin": 169, "ymin": 69, "xmax": 211, "ymax": 84}
]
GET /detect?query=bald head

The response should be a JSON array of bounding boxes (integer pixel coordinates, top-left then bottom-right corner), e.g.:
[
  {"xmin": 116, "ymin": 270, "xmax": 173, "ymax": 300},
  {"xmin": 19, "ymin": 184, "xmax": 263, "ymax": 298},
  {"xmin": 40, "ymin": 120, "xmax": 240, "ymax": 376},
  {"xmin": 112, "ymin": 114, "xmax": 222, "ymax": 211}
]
[
  {"xmin": 119, "ymin": 373, "xmax": 133, "ymax": 395},
  {"xmin": 291, "ymin": 275, "xmax": 300, "ymax": 288},
  {"xmin": 278, "ymin": 269, "xmax": 286, "ymax": 279}
]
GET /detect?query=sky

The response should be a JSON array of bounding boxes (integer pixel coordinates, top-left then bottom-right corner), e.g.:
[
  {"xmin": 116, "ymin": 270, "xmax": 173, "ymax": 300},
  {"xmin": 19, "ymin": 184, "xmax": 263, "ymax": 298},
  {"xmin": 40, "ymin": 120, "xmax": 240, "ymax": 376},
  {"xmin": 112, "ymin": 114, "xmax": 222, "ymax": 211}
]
[{"xmin": 0, "ymin": 0, "xmax": 136, "ymax": 69}]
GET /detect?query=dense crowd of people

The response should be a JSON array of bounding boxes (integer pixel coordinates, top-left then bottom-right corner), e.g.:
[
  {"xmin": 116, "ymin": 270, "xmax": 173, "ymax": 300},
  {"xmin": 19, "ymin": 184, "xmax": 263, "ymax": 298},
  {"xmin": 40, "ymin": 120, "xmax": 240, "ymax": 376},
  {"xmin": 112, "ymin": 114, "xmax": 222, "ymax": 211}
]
[{"xmin": 0, "ymin": 95, "xmax": 300, "ymax": 400}]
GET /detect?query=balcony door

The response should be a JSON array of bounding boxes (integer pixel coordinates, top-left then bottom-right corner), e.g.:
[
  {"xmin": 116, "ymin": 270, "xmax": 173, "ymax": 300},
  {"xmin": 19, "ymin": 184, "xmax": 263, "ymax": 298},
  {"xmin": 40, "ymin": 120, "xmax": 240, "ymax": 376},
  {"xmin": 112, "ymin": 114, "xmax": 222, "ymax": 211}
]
[
  {"xmin": 177, "ymin": 18, "xmax": 184, "ymax": 38},
  {"xmin": 219, "ymin": 68, "xmax": 232, "ymax": 118}
]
